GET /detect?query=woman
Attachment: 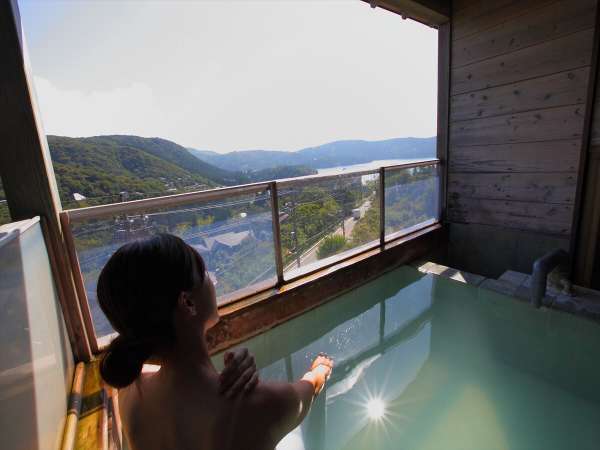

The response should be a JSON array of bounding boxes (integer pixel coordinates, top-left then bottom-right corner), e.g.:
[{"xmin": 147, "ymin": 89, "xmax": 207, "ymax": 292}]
[{"xmin": 98, "ymin": 233, "xmax": 333, "ymax": 450}]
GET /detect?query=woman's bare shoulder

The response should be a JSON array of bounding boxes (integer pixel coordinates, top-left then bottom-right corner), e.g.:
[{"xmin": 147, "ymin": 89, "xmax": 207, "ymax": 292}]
[{"xmin": 240, "ymin": 380, "xmax": 313, "ymax": 426}]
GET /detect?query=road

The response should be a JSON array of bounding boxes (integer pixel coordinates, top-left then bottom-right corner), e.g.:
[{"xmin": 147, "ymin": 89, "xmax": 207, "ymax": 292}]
[{"xmin": 285, "ymin": 199, "xmax": 373, "ymax": 271}]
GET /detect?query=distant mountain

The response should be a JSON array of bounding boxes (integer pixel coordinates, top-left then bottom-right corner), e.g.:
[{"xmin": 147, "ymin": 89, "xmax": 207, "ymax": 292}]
[
  {"xmin": 188, "ymin": 137, "xmax": 436, "ymax": 172},
  {"xmin": 46, "ymin": 135, "xmax": 316, "ymax": 206},
  {"xmin": 48, "ymin": 135, "xmax": 237, "ymax": 205},
  {"xmin": 98, "ymin": 135, "xmax": 242, "ymax": 185}
]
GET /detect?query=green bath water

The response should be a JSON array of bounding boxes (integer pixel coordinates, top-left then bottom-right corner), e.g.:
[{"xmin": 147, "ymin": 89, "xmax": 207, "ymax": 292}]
[{"xmin": 217, "ymin": 266, "xmax": 600, "ymax": 450}]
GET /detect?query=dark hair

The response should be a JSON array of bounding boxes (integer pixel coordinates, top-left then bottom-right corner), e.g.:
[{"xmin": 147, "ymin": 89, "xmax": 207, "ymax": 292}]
[{"xmin": 98, "ymin": 233, "xmax": 206, "ymax": 388}]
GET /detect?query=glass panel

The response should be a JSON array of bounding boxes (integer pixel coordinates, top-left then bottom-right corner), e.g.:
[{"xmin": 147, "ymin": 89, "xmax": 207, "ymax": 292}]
[
  {"xmin": 70, "ymin": 189, "xmax": 276, "ymax": 338},
  {"xmin": 0, "ymin": 218, "xmax": 74, "ymax": 450},
  {"xmin": 278, "ymin": 171, "xmax": 380, "ymax": 280},
  {"xmin": 384, "ymin": 163, "xmax": 439, "ymax": 240},
  {"xmin": 0, "ymin": 176, "xmax": 10, "ymax": 226}
]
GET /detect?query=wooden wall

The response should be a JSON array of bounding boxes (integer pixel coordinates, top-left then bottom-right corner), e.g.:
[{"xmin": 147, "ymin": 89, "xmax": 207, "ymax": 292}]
[
  {"xmin": 576, "ymin": 41, "xmax": 600, "ymax": 288},
  {"xmin": 446, "ymin": 0, "xmax": 598, "ymax": 277}
]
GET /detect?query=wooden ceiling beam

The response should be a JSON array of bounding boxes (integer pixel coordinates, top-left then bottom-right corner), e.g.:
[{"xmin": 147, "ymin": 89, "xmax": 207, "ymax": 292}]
[{"xmin": 362, "ymin": 0, "xmax": 450, "ymax": 28}]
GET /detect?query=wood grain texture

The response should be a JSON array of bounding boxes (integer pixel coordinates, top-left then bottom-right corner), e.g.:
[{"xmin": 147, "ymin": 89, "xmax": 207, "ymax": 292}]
[
  {"xmin": 589, "ymin": 93, "xmax": 600, "ymax": 144},
  {"xmin": 570, "ymin": 2, "xmax": 600, "ymax": 286},
  {"xmin": 450, "ymin": 104, "xmax": 585, "ymax": 146},
  {"xmin": 448, "ymin": 140, "xmax": 581, "ymax": 173},
  {"xmin": 447, "ymin": 0, "xmax": 595, "ymax": 267},
  {"xmin": 451, "ymin": 68, "xmax": 589, "ymax": 122},
  {"xmin": 453, "ymin": 0, "xmax": 558, "ymax": 41},
  {"xmin": 451, "ymin": 29, "xmax": 594, "ymax": 95},
  {"xmin": 447, "ymin": 222, "xmax": 569, "ymax": 278},
  {"xmin": 437, "ymin": 22, "xmax": 451, "ymax": 219},
  {"xmin": 574, "ymin": 150, "xmax": 600, "ymax": 284},
  {"xmin": 452, "ymin": 0, "xmax": 480, "ymax": 13},
  {"xmin": 448, "ymin": 172, "xmax": 577, "ymax": 204},
  {"xmin": 453, "ymin": 0, "xmax": 596, "ymax": 68},
  {"xmin": 447, "ymin": 197, "xmax": 574, "ymax": 234}
]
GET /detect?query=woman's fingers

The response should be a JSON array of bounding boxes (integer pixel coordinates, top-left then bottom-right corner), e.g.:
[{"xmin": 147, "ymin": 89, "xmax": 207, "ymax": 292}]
[
  {"xmin": 311, "ymin": 354, "xmax": 334, "ymax": 371},
  {"xmin": 220, "ymin": 348, "xmax": 248, "ymax": 385},
  {"xmin": 219, "ymin": 348, "xmax": 256, "ymax": 395},
  {"xmin": 244, "ymin": 372, "xmax": 259, "ymax": 394},
  {"xmin": 225, "ymin": 366, "xmax": 255, "ymax": 398}
]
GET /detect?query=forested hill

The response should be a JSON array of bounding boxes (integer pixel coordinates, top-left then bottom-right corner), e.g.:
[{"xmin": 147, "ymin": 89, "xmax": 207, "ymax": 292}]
[
  {"xmin": 48, "ymin": 135, "xmax": 222, "ymax": 205},
  {"xmin": 189, "ymin": 136, "xmax": 436, "ymax": 172},
  {"xmin": 46, "ymin": 135, "xmax": 316, "ymax": 206}
]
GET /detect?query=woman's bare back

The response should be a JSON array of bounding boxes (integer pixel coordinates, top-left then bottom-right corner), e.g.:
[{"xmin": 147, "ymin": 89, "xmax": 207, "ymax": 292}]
[{"xmin": 119, "ymin": 369, "xmax": 310, "ymax": 450}]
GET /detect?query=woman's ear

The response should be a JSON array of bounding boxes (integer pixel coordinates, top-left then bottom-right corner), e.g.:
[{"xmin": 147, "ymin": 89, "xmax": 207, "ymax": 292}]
[{"xmin": 178, "ymin": 291, "xmax": 197, "ymax": 316}]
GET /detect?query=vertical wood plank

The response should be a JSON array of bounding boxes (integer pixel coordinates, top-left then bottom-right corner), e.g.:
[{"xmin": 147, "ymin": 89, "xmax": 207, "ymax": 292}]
[
  {"xmin": 60, "ymin": 213, "xmax": 100, "ymax": 353},
  {"xmin": 269, "ymin": 182, "xmax": 284, "ymax": 285},
  {"xmin": 437, "ymin": 21, "xmax": 451, "ymax": 222},
  {"xmin": 573, "ymin": 2, "xmax": 600, "ymax": 285},
  {"xmin": 0, "ymin": 1, "xmax": 91, "ymax": 360}
]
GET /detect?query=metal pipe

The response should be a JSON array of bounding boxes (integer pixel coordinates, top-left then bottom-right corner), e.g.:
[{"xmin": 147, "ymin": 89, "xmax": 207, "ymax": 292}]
[
  {"xmin": 66, "ymin": 182, "xmax": 270, "ymax": 222},
  {"xmin": 379, "ymin": 159, "xmax": 439, "ymax": 172},
  {"xmin": 531, "ymin": 249, "xmax": 569, "ymax": 308},
  {"xmin": 436, "ymin": 163, "xmax": 443, "ymax": 222}
]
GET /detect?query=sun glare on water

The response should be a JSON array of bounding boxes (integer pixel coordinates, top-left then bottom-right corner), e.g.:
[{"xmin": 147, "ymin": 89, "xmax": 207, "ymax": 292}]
[{"xmin": 366, "ymin": 398, "xmax": 386, "ymax": 421}]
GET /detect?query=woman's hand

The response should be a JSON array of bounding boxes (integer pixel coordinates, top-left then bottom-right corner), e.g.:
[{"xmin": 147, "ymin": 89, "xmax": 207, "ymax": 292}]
[
  {"xmin": 302, "ymin": 352, "xmax": 334, "ymax": 395},
  {"xmin": 218, "ymin": 348, "xmax": 259, "ymax": 398},
  {"xmin": 310, "ymin": 353, "xmax": 334, "ymax": 380}
]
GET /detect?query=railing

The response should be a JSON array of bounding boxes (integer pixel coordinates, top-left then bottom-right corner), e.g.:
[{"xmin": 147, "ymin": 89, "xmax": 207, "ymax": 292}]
[{"xmin": 59, "ymin": 158, "xmax": 441, "ymax": 349}]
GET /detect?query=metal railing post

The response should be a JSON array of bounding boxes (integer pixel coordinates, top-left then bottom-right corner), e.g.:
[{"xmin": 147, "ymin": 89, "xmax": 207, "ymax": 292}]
[
  {"xmin": 269, "ymin": 182, "xmax": 285, "ymax": 285},
  {"xmin": 379, "ymin": 167, "xmax": 385, "ymax": 247},
  {"xmin": 436, "ymin": 163, "xmax": 443, "ymax": 222}
]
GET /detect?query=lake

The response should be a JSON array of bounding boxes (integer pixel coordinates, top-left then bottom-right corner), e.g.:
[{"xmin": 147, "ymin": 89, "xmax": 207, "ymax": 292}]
[{"xmin": 316, "ymin": 158, "xmax": 428, "ymax": 176}]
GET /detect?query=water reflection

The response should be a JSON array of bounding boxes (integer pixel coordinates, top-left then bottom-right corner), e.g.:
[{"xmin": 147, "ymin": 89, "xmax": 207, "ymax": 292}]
[{"xmin": 218, "ymin": 266, "xmax": 600, "ymax": 450}]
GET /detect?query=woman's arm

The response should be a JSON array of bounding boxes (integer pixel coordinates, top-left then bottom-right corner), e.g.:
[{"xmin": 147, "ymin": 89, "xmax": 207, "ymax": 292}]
[{"xmin": 256, "ymin": 354, "xmax": 334, "ymax": 443}]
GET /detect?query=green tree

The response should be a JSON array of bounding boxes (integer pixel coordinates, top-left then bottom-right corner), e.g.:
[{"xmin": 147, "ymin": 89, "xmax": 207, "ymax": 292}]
[{"xmin": 317, "ymin": 234, "xmax": 347, "ymax": 259}]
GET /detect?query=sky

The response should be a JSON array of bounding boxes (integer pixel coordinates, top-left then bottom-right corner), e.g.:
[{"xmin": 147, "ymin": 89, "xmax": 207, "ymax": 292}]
[{"xmin": 18, "ymin": 0, "xmax": 438, "ymax": 153}]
